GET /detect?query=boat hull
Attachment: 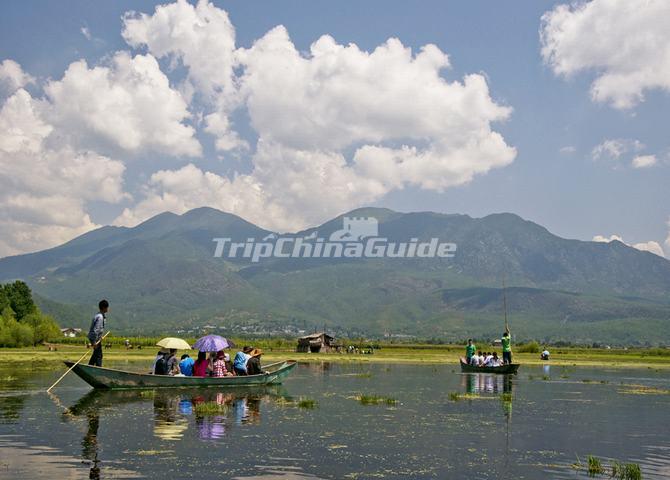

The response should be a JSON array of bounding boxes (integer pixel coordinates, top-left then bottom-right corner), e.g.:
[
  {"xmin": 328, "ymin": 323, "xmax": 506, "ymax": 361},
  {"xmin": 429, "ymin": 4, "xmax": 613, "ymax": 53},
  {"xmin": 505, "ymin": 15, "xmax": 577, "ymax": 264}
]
[
  {"xmin": 64, "ymin": 360, "xmax": 297, "ymax": 389},
  {"xmin": 459, "ymin": 358, "xmax": 520, "ymax": 374}
]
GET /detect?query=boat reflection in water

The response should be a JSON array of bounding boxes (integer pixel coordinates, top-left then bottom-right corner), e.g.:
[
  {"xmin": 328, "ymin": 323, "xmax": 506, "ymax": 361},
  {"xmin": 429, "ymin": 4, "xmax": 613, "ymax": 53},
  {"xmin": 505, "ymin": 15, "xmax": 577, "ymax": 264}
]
[
  {"xmin": 66, "ymin": 386, "xmax": 291, "ymax": 475},
  {"xmin": 462, "ymin": 372, "xmax": 514, "ymax": 396}
]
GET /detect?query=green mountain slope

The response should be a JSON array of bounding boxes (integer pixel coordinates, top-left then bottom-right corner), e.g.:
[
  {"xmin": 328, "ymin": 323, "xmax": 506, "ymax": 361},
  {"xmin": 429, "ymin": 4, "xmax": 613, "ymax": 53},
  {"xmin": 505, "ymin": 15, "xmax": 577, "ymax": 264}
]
[{"xmin": 1, "ymin": 207, "xmax": 669, "ymax": 344}]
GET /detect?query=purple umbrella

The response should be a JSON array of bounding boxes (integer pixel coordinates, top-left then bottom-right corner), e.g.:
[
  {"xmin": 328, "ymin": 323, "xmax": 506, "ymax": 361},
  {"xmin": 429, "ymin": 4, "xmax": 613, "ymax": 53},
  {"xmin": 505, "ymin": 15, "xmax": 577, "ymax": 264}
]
[{"xmin": 193, "ymin": 334, "xmax": 235, "ymax": 352}]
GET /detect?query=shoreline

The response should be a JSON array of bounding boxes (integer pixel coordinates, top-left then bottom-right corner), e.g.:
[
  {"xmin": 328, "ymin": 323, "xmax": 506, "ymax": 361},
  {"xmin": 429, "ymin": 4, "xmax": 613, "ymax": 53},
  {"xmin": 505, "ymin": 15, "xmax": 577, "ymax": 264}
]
[{"xmin": 2, "ymin": 346, "xmax": 669, "ymax": 369}]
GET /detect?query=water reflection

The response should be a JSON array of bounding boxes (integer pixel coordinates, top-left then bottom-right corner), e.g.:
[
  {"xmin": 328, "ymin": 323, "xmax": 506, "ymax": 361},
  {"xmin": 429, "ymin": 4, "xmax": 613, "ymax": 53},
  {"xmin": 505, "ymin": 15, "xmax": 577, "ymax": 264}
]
[{"xmin": 462, "ymin": 372, "xmax": 514, "ymax": 395}]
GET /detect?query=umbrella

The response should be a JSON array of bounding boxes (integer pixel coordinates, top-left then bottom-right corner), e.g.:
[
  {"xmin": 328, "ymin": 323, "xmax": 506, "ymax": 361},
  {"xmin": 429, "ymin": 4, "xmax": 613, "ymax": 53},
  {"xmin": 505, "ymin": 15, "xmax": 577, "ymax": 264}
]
[
  {"xmin": 156, "ymin": 337, "xmax": 191, "ymax": 350},
  {"xmin": 193, "ymin": 334, "xmax": 235, "ymax": 352}
]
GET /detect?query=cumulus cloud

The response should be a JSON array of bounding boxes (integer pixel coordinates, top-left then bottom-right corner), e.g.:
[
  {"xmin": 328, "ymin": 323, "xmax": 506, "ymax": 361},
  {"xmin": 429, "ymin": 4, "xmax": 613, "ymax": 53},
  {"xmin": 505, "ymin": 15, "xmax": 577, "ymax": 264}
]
[
  {"xmin": 0, "ymin": 88, "xmax": 127, "ymax": 256},
  {"xmin": 591, "ymin": 138, "xmax": 643, "ymax": 161},
  {"xmin": 592, "ymin": 234, "xmax": 665, "ymax": 258},
  {"xmin": 117, "ymin": 16, "xmax": 515, "ymax": 231},
  {"xmin": 44, "ymin": 52, "xmax": 201, "ymax": 156},
  {"xmin": 541, "ymin": 0, "xmax": 670, "ymax": 109},
  {"xmin": 631, "ymin": 154, "xmax": 657, "ymax": 169},
  {"xmin": 0, "ymin": 60, "xmax": 35, "ymax": 96}
]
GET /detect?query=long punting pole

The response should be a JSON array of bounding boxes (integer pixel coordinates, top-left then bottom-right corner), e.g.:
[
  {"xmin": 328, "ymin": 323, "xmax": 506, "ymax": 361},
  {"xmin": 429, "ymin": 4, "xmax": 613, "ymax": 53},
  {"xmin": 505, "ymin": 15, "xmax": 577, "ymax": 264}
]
[
  {"xmin": 46, "ymin": 331, "xmax": 110, "ymax": 393},
  {"xmin": 503, "ymin": 274, "xmax": 509, "ymax": 331}
]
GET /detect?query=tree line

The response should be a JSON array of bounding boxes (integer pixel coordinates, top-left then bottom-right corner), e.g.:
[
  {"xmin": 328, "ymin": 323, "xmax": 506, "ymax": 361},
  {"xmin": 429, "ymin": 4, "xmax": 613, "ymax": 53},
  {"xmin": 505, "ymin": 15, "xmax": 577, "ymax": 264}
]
[{"xmin": 0, "ymin": 281, "xmax": 61, "ymax": 347}]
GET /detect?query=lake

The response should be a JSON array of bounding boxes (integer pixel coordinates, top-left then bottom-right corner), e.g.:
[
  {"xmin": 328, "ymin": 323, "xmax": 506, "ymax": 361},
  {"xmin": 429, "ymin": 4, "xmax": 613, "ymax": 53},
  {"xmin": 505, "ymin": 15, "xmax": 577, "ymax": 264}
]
[{"xmin": 0, "ymin": 361, "xmax": 668, "ymax": 479}]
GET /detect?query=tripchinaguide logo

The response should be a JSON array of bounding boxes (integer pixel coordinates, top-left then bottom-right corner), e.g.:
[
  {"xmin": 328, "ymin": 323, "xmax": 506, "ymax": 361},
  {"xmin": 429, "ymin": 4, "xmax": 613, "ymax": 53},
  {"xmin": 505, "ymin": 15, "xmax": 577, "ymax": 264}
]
[{"xmin": 212, "ymin": 216, "xmax": 457, "ymax": 263}]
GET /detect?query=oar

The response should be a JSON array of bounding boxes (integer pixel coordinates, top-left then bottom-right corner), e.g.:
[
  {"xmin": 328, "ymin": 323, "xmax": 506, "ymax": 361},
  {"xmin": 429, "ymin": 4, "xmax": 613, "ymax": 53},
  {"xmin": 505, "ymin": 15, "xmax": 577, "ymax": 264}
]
[{"xmin": 46, "ymin": 331, "xmax": 110, "ymax": 393}]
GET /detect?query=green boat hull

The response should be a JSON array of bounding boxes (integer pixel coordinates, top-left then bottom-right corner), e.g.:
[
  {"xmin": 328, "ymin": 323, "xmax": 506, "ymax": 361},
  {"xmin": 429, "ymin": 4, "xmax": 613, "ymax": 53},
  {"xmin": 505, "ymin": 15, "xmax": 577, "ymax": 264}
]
[
  {"xmin": 459, "ymin": 358, "xmax": 520, "ymax": 374},
  {"xmin": 64, "ymin": 360, "xmax": 297, "ymax": 389}
]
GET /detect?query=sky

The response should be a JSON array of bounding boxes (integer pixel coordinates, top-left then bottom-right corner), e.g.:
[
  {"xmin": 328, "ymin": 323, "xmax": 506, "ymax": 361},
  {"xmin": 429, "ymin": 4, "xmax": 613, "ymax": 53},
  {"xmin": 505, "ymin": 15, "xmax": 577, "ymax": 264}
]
[{"xmin": 0, "ymin": 0, "xmax": 668, "ymax": 258}]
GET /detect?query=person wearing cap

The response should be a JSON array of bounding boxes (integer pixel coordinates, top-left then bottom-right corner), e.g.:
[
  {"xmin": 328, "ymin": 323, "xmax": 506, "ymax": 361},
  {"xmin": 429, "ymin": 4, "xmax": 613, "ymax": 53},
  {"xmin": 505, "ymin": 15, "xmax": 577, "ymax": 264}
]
[
  {"xmin": 212, "ymin": 350, "xmax": 233, "ymax": 377},
  {"xmin": 246, "ymin": 348, "xmax": 264, "ymax": 375},
  {"xmin": 233, "ymin": 346, "xmax": 253, "ymax": 376}
]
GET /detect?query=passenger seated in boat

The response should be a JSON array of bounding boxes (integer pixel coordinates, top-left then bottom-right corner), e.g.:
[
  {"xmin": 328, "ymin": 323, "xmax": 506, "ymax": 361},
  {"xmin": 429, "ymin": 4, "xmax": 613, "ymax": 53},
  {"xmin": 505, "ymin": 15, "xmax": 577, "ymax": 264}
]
[
  {"xmin": 166, "ymin": 349, "xmax": 179, "ymax": 375},
  {"xmin": 469, "ymin": 351, "xmax": 480, "ymax": 366},
  {"xmin": 487, "ymin": 352, "xmax": 501, "ymax": 367},
  {"xmin": 233, "ymin": 346, "xmax": 253, "ymax": 376},
  {"xmin": 153, "ymin": 350, "xmax": 170, "ymax": 375},
  {"xmin": 179, "ymin": 354, "xmax": 195, "ymax": 376},
  {"xmin": 482, "ymin": 352, "xmax": 493, "ymax": 366},
  {"xmin": 152, "ymin": 349, "xmax": 167, "ymax": 374},
  {"xmin": 193, "ymin": 351, "xmax": 209, "ymax": 377},
  {"xmin": 212, "ymin": 351, "xmax": 233, "ymax": 377},
  {"xmin": 246, "ymin": 348, "xmax": 263, "ymax": 375}
]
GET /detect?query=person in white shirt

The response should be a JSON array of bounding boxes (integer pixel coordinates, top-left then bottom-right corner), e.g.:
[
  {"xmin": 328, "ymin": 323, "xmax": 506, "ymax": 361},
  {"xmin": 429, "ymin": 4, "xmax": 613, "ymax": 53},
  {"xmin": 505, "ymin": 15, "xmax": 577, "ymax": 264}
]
[
  {"xmin": 483, "ymin": 352, "xmax": 493, "ymax": 366},
  {"xmin": 487, "ymin": 352, "xmax": 501, "ymax": 367},
  {"xmin": 470, "ymin": 352, "xmax": 480, "ymax": 366}
]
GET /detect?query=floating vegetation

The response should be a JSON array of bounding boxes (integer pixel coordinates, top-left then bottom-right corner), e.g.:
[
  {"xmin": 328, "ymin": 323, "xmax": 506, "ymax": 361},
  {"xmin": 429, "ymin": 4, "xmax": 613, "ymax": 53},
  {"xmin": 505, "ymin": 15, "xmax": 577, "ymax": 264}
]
[
  {"xmin": 194, "ymin": 401, "xmax": 228, "ymax": 415},
  {"xmin": 542, "ymin": 375, "xmax": 551, "ymax": 381},
  {"xmin": 500, "ymin": 393, "xmax": 513, "ymax": 402},
  {"xmin": 611, "ymin": 461, "xmax": 642, "ymax": 480},
  {"xmin": 573, "ymin": 455, "xmax": 642, "ymax": 479},
  {"xmin": 618, "ymin": 384, "xmax": 670, "ymax": 395},
  {"xmin": 356, "ymin": 394, "xmax": 398, "ymax": 406},
  {"xmin": 353, "ymin": 373, "xmax": 372, "ymax": 378},
  {"xmin": 448, "ymin": 392, "xmax": 487, "ymax": 402},
  {"xmin": 587, "ymin": 455, "xmax": 604, "ymax": 476},
  {"xmin": 274, "ymin": 397, "xmax": 318, "ymax": 409}
]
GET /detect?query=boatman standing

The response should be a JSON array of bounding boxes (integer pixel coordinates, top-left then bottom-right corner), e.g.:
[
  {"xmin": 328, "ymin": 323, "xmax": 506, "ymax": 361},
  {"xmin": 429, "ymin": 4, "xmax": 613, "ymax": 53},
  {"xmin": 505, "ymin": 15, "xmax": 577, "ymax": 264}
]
[
  {"xmin": 87, "ymin": 299, "xmax": 109, "ymax": 367},
  {"xmin": 465, "ymin": 339, "xmax": 476, "ymax": 364},
  {"xmin": 501, "ymin": 328, "xmax": 512, "ymax": 365}
]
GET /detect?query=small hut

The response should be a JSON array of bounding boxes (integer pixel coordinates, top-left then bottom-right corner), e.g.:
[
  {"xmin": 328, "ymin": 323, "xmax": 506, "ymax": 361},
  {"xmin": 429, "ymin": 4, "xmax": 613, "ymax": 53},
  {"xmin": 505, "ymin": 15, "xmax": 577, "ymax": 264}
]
[{"xmin": 296, "ymin": 332, "xmax": 337, "ymax": 353}]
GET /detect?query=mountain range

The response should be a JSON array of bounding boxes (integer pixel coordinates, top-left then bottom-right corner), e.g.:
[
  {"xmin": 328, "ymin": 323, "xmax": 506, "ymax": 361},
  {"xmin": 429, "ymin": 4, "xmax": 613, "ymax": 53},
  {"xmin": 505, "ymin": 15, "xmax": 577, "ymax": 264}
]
[{"xmin": 1, "ymin": 207, "xmax": 669, "ymax": 344}]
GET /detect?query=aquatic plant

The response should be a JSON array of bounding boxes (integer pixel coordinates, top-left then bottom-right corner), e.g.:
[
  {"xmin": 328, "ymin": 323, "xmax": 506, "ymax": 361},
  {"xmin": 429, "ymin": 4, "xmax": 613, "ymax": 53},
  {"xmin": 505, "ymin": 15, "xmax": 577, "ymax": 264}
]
[
  {"xmin": 611, "ymin": 461, "xmax": 642, "ymax": 480},
  {"xmin": 587, "ymin": 455, "xmax": 604, "ymax": 476},
  {"xmin": 194, "ymin": 401, "xmax": 228, "ymax": 415},
  {"xmin": 357, "ymin": 394, "xmax": 398, "ymax": 405},
  {"xmin": 297, "ymin": 398, "xmax": 318, "ymax": 409},
  {"xmin": 448, "ymin": 392, "xmax": 483, "ymax": 402}
]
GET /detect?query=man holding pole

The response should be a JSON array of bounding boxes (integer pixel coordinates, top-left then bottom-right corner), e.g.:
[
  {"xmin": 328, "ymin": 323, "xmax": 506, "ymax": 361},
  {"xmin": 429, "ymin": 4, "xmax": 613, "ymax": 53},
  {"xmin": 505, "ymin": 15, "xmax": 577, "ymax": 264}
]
[{"xmin": 88, "ymin": 299, "xmax": 109, "ymax": 366}]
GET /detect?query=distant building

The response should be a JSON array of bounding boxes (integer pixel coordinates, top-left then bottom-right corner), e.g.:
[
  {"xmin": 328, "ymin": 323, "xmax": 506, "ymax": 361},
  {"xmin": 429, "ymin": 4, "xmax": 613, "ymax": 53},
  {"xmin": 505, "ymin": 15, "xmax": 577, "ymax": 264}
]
[
  {"xmin": 61, "ymin": 327, "xmax": 82, "ymax": 338},
  {"xmin": 296, "ymin": 332, "xmax": 338, "ymax": 353},
  {"xmin": 491, "ymin": 339, "xmax": 502, "ymax": 347}
]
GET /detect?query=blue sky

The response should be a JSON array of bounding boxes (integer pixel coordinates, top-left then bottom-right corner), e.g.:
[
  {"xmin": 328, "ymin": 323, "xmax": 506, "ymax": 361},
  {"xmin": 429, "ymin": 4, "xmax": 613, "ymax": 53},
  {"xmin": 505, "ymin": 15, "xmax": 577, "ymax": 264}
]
[{"xmin": 0, "ymin": 0, "xmax": 668, "ymax": 257}]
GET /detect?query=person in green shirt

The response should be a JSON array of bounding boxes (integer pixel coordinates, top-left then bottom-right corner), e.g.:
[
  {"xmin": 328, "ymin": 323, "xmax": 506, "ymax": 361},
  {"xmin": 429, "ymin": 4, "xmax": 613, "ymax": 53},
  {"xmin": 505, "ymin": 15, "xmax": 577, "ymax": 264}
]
[
  {"xmin": 465, "ymin": 339, "xmax": 476, "ymax": 363},
  {"xmin": 501, "ymin": 328, "xmax": 512, "ymax": 364}
]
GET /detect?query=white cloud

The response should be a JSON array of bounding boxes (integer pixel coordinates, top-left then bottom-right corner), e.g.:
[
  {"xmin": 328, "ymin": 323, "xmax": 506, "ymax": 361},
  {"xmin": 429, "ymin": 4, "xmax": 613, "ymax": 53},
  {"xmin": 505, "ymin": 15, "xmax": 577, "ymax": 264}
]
[
  {"xmin": 80, "ymin": 26, "xmax": 92, "ymax": 40},
  {"xmin": 559, "ymin": 146, "xmax": 576, "ymax": 154},
  {"xmin": 0, "ymin": 89, "xmax": 127, "ymax": 256},
  {"xmin": 0, "ymin": 60, "xmax": 35, "ymax": 96},
  {"xmin": 122, "ymin": 0, "xmax": 236, "ymax": 99},
  {"xmin": 592, "ymin": 234, "xmax": 624, "ymax": 243},
  {"xmin": 118, "ymin": 21, "xmax": 516, "ymax": 231},
  {"xmin": 632, "ymin": 241, "xmax": 665, "ymax": 258},
  {"xmin": 591, "ymin": 138, "xmax": 643, "ymax": 161},
  {"xmin": 631, "ymin": 154, "xmax": 657, "ymax": 169},
  {"xmin": 592, "ymin": 234, "xmax": 665, "ymax": 258},
  {"xmin": 44, "ymin": 52, "xmax": 201, "ymax": 156},
  {"xmin": 541, "ymin": 0, "xmax": 670, "ymax": 109}
]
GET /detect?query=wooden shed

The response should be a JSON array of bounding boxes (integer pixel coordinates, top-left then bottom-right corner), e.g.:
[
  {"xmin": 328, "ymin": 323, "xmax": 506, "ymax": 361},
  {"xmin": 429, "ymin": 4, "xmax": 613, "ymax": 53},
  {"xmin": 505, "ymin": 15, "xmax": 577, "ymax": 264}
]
[{"xmin": 296, "ymin": 332, "xmax": 337, "ymax": 353}]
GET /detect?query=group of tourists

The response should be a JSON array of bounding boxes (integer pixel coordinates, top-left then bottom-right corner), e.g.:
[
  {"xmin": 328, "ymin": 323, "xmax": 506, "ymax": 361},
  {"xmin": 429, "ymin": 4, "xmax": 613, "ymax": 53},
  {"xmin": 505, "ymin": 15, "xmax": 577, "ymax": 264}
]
[
  {"xmin": 152, "ymin": 346, "xmax": 264, "ymax": 377},
  {"xmin": 465, "ymin": 329, "xmax": 513, "ymax": 367}
]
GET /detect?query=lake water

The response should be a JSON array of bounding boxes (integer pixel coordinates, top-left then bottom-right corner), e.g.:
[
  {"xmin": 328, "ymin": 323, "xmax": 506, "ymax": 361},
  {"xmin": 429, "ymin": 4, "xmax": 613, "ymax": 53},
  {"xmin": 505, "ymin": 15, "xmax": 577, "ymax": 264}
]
[{"xmin": 1, "ymin": 361, "xmax": 669, "ymax": 479}]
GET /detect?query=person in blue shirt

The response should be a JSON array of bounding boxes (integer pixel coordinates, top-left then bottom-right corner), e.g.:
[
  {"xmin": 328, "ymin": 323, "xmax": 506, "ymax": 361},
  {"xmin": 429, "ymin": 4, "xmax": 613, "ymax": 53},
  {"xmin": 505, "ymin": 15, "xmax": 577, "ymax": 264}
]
[
  {"xmin": 87, "ymin": 299, "xmax": 109, "ymax": 366},
  {"xmin": 179, "ymin": 354, "xmax": 195, "ymax": 376},
  {"xmin": 233, "ymin": 346, "xmax": 253, "ymax": 376}
]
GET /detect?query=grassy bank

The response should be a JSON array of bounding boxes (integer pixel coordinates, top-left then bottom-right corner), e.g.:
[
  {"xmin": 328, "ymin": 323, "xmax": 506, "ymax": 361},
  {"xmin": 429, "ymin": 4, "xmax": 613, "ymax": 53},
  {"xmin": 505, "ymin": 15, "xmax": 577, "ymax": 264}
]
[{"xmin": 1, "ymin": 343, "xmax": 669, "ymax": 369}]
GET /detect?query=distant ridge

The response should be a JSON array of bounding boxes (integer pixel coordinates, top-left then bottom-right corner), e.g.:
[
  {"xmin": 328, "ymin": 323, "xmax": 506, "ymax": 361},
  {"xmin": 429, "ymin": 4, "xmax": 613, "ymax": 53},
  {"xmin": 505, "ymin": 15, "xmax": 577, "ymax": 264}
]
[{"xmin": 1, "ymin": 207, "xmax": 669, "ymax": 344}]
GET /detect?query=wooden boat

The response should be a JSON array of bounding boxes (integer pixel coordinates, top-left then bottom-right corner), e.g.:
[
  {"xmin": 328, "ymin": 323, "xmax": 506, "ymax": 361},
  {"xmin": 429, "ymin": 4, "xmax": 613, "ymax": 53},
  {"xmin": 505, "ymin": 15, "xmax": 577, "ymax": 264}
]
[
  {"xmin": 459, "ymin": 358, "xmax": 520, "ymax": 374},
  {"xmin": 64, "ymin": 359, "xmax": 297, "ymax": 390}
]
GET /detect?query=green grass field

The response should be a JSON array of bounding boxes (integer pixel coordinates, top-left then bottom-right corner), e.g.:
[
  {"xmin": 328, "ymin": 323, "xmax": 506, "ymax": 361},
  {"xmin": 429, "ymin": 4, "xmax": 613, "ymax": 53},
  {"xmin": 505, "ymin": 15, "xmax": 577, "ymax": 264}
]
[{"xmin": 2, "ymin": 342, "xmax": 669, "ymax": 369}]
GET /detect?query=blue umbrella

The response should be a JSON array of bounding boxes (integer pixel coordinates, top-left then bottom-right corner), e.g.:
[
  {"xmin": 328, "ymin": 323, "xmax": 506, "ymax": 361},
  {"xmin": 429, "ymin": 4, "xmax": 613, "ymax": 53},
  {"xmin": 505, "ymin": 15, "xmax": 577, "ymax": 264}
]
[{"xmin": 193, "ymin": 334, "xmax": 235, "ymax": 352}]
